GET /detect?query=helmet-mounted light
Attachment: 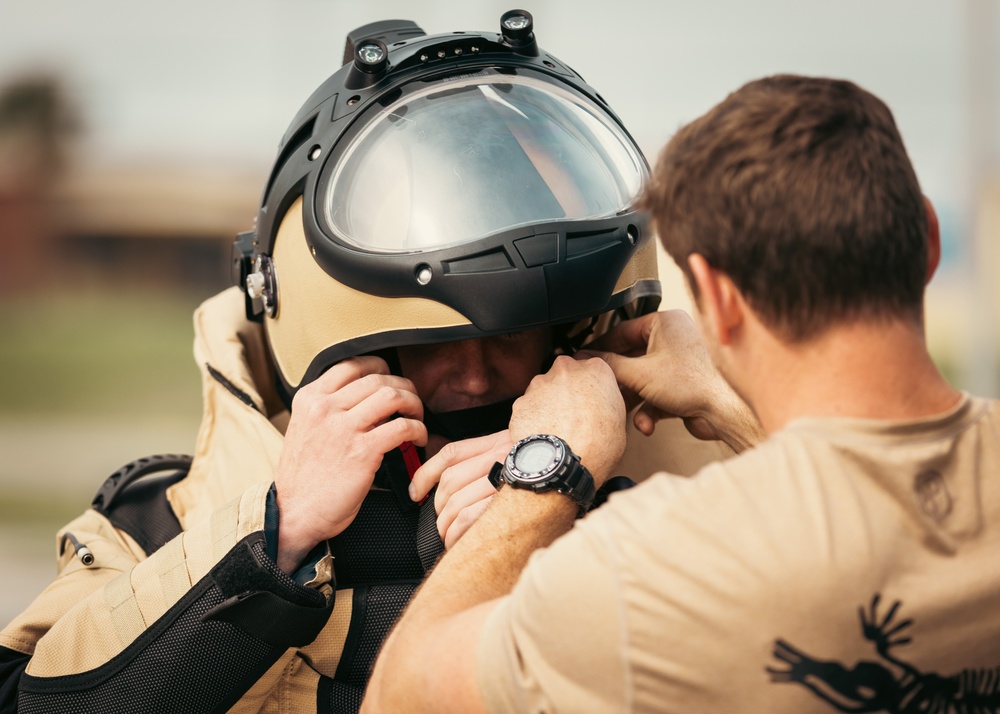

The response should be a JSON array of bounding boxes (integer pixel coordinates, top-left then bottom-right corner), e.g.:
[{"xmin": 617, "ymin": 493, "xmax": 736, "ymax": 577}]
[
  {"xmin": 500, "ymin": 9, "xmax": 537, "ymax": 54},
  {"xmin": 346, "ymin": 37, "xmax": 391, "ymax": 89},
  {"xmin": 354, "ymin": 40, "xmax": 388, "ymax": 74},
  {"xmin": 501, "ymin": 10, "xmax": 532, "ymax": 40}
]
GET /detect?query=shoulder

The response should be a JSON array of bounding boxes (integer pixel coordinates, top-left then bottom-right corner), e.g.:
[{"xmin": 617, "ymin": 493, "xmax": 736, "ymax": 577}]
[
  {"xmin": 601, "ymin": 434, "xmax": 820, "ymax": 530},
  {"xmin": 584, "ymin": 431, "xmax": 882, "ymax": 586}
]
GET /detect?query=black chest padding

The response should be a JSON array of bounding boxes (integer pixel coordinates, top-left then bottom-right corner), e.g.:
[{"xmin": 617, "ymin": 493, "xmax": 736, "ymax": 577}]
[{"xmin": 330, "ymin": 448, "xmax": 444, "ymax": 587}]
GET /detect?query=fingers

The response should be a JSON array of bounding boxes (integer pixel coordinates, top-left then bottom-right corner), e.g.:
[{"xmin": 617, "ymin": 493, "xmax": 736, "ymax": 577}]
[
  {"xmin": 590, "ymin": 350, "xmax": 646, "ymax": 395},
  {"xmin": 410, "ymin": 430, "xmax": 511, "ymax": 502},
  {"xmin": 367, "ymin": 415, "xmax": 428, "ymax": 454},
  {"xmin": 407, "ymin": 430, "xmax": 513, "ymax": 549},
  {"xmin": 342, "ymin": 385, "xmax": 427, "ymax": 457},
  {"xmin": 295, "ymin": 363, "xmax": 423, "ymax": 428},
  {"xmin": 633, "ymin": 403, "xmax": 677, "ymax": 436},
  {"xmin": 633, "ymin": 406, "xmax": 657, "ymax": 436},
  {"xmin": 437, "ymin": 482, "xmax": 496, "ymax": 548},
  {"xmin": 315, "ymin": 371, "xmax": 420, "ymax": 414},
  {"xmin": 573, "ymin": 348, "xmax": 644, "ymax": 413},
  {"xmin": 310, "ymin": 355, "xmax": 392, "ymax": 393},
  {"xmin": 434, "ymin": 447, "xmax": 509, "ymax": 514},
  {"xmin": 586, "ymin": 312, "xmax": 655, "ymax": 356},
  {"xmin": 349, "ymin": 384, "xmax": 424, "ymax": 427}
]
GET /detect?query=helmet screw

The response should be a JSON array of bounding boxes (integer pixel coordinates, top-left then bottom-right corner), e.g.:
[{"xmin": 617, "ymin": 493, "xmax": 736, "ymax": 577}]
[
  {"xmin": 416, "ymin": 265, "xmax": 433, "ymax": 285},
  {"xmin": 246, "ymin": 272, "xmax": 265, "ymax": 299},
  {"xmin": 247, "ymin": 255, "xmax": 279, "ymax": 317}
]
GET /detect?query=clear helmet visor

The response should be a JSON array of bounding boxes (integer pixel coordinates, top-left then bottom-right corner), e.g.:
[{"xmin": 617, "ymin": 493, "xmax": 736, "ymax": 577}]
[{"xmin": 323, "ymin": 73, "xmax": 647, "ymax": 253}]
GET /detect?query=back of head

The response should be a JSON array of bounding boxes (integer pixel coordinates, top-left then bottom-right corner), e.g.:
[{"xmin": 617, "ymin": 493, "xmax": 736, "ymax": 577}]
[{"xmin": 643, "ymin": 74, "xmax": 928, "ymax": 341}]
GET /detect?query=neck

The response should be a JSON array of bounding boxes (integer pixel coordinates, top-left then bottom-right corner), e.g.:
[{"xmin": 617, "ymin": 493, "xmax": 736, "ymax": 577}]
[{"xmin": 736, "ymin": 317, "xmax": 961, "ymax": 434}]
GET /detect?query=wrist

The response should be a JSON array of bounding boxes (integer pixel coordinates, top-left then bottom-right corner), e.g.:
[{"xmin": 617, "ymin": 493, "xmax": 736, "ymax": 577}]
[
  {"xmin": 490, "ymin": 434, "xmax": 597, "ymax": 515},
  {"xmin": 709, "ymin": 389, "xmax": 764, "ymax": 453},
  {"xmin": 277, "ymin": 527, "xmax": 318, "ymax": 575},
  {"xmin": 272, "ymin": 489, "xmax": 326, "ymax": 575}
]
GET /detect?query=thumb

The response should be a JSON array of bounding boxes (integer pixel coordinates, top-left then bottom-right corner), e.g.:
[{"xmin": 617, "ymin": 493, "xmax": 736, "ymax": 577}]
[
  {"xmin": 581, "ymin": 350, "xmax": 645, "ymax": 412},
  {"xmin": 587, "ymin": 350, "xmax": 643, "ymax": 391}
]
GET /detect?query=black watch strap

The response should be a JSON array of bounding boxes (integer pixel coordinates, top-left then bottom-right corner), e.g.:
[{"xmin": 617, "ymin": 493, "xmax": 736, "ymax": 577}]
[{"xmin": 488, "ymin": 451, "xmax": 596, "ymax": 515}]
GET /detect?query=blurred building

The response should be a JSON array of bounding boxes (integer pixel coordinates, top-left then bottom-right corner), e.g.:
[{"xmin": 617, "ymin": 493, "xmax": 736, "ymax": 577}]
[
  {"xmin": 0, "ymin": 75, "xmax": 77, "ymax": 294},
  {"xmin": 0, "ymin": 72, "xmax": 261, "ymax": 297},
  {"xmin": 52, "ymin": 162, "xmax": 260, "ymax": 293}
]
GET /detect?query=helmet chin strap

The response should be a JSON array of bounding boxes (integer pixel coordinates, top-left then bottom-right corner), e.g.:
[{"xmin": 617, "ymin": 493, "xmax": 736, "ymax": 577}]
[{"xmin": 422, "ymin": 398, "xmax": 516, "ymax": 441}]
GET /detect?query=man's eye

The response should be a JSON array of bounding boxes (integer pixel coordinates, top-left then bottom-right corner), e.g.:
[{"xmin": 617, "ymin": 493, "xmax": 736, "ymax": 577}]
[{"xmin": 499, "ymin": 332, "xmax": 525, "ymax": 341}]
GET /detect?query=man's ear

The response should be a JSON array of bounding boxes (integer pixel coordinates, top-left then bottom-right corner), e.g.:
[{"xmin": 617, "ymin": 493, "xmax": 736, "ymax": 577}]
[
  {"xmin": 688, "ymin": 254, "xmax": 743, "ymax": 345},
  {"xmin": 924, "ymin": 195, "xmax": 941, "ymax": 285}
]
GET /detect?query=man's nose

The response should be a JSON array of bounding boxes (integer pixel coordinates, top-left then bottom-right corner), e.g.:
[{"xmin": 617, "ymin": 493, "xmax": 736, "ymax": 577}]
[{"xmin": 449, "ymin": 339, "xmax": 494, "ymax": 396}]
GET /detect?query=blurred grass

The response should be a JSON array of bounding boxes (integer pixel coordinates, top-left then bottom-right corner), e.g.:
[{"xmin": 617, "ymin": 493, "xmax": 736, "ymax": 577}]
[
  {"xmin": 0, "ymin": 287, "xmax": 213, "ymax": 624},
  {"xmin": 0, "ymin": 287, "xmax": 205, "ymax": 417},
  {"xmin": 0, "ymin": 491, "xmax": 83, "ymax": 526}
]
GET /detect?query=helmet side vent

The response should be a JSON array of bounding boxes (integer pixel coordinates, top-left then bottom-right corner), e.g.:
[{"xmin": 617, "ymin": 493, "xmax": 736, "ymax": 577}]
[
  {"xmin": 442, "ymin": 248, "xmax": 514, "ymax": 274},
  {"xmin": 566, "ymin": 228, "xmax": 626, "ymax": 259}
]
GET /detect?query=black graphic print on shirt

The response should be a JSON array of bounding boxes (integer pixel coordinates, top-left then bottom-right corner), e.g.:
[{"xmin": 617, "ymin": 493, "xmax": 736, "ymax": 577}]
[{"xmin": 766, "ymin": 594, "xmax": 1000, "ymax": 712}]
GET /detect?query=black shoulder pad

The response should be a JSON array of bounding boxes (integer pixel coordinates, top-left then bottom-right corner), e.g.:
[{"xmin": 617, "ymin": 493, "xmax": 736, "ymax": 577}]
[{"xmin": 92, "ymin": 454, "xmax": 192, "ymax": 556}]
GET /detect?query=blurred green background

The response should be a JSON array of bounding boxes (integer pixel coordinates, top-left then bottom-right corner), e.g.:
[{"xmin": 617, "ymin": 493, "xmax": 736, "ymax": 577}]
[
  {"xmin": 0, "ymin": 291, "xmax": 201, "ymax": 418},
  {"xmin": 0, "ymin": 289, "xmax": 207, "ymax": 620}
]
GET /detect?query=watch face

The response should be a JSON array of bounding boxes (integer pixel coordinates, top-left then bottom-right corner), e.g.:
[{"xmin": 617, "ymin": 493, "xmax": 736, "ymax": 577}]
[
  {"xmin": 500, "ymin": 434, "xmax": 593, "ymax": 510},
  {"xmin": 511, "ymin": 438, "xmax": 559, "ymax": 480}
]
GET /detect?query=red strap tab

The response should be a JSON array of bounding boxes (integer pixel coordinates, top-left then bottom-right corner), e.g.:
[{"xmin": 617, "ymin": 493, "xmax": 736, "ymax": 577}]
[
  {"xmin": 398, "ymin": 441, "xmax": 422, "ymax": 480},
  {"xmin": 398, "ymin": 441, "xmax": 429, "ymax": 506}
]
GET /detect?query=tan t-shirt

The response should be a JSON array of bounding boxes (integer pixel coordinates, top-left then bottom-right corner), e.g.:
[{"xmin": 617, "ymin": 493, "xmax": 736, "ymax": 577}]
[{"xmin": 477, "ymin": 394, "xmax": 1000, "ymax": 713}]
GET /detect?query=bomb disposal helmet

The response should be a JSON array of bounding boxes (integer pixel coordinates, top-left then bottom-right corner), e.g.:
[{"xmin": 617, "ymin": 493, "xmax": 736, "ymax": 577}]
[{"xmin": 233, "ymin": 10, "xmax": 660, "ymax": 401}]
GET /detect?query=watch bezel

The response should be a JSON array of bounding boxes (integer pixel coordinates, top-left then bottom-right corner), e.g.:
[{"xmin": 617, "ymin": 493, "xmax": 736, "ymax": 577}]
[
  {"xmin": 504, "ymin": 434, "xmax": 568, "ymax": 484},
  {"xmin": 490, "ymin": 433, "xmax": 597, "ymax": 514}
]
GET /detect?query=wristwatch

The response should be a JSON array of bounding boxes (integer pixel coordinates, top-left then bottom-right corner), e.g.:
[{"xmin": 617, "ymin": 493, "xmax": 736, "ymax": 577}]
[{"xmin": 488, "ymin": 434, "xmax": 596, "ymax": 514}]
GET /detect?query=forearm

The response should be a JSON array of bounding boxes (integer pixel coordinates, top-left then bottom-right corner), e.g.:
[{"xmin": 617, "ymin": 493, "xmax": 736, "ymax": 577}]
[
  {"xmin": 19, "ymin": 532, "xmax": 332, "ymax": 713},
  {"xmin": 12, "ymin": 486, "xmax": 333, "ymax": 713},
  {"xmin": 709, "ymin": 388, "xmax": 766, "ymax": 453},
  {"xmin": 364, "ymin": 487, "xmax": 578, "ymax": 713},
  {"xmin": 413, "ymin": 486, "xmax": 576, "ymax": 614},
  {"xmin": 366, "ymin": 357, "xmax": 625, "ymax": 712}
]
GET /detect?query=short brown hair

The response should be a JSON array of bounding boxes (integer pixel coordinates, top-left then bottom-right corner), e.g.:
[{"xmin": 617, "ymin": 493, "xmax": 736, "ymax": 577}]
[{"xmin": 642, "ymin": 74, "xmax": 928, "ymax": 341}]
